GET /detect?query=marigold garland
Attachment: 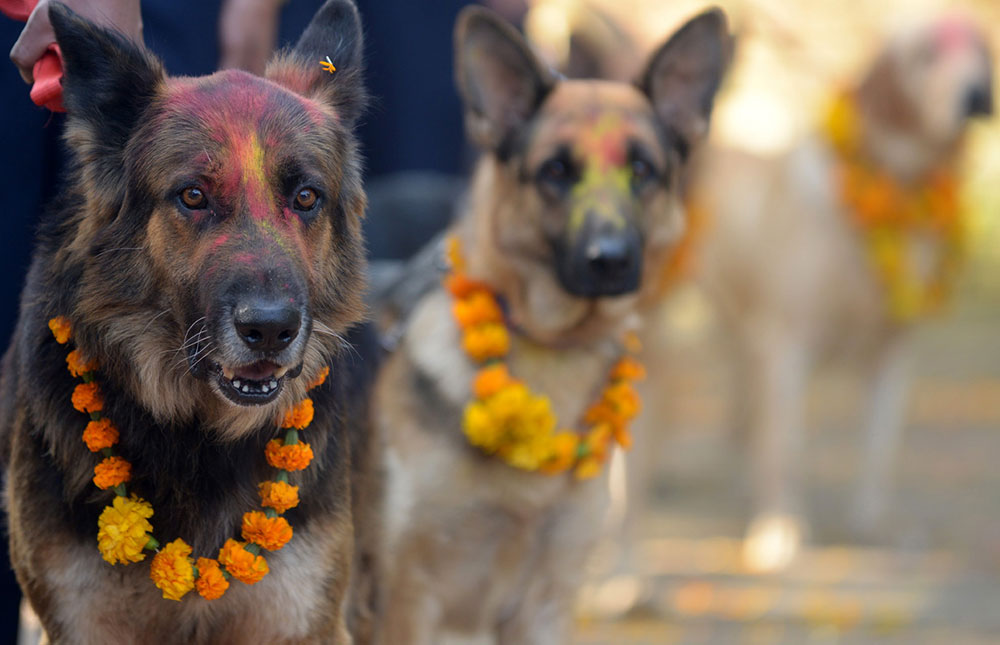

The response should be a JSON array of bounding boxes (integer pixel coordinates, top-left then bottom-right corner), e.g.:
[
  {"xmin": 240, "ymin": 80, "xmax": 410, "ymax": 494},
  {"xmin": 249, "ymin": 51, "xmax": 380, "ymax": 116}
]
[
  {"xmin": 51, "ymin": 316, "xmax": 327, "ymax": 601},
  {"xmin": 445, "ymin": 237, "xmax": 644, "ymax": 479},
  {"xmin": 824, "ymin": 91, "xmax": 965, "ymax": 322}
]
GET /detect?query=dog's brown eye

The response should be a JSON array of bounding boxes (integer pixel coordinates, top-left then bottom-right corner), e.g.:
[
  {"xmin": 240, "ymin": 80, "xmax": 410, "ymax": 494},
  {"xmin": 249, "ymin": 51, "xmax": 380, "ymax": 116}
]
[
  {"xmin": 179, "ymin": 186, "xmax": 207, "ymax": 209},
  {"xmin": 294, "ymin": 188, "xmax": 318, "ymax": 211},
  {"xmin": 631, "ymin": 159, "xmax": 654, "ymax": 181},
  {"xmin": 540, "ymin": 159, "xmax": 569, "ymax": 183}
]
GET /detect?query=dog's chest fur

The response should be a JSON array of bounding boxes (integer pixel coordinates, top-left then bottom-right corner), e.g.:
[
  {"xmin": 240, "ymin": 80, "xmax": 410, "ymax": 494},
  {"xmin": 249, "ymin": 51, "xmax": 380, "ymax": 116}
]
[{"xmin": 377, "ymin": 289, "xmax": 615, "ymax": 632}]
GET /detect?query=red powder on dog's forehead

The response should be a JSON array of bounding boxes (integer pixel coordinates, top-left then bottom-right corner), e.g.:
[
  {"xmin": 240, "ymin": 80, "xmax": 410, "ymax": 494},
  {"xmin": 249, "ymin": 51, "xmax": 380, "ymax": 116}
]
[
  {"xmin": 933, "ymin": 16, "xmax": 979, "ymax": 53},
  {"xmin": 575, "ymin": 112, "xmax": 629, "ymax": 172}
]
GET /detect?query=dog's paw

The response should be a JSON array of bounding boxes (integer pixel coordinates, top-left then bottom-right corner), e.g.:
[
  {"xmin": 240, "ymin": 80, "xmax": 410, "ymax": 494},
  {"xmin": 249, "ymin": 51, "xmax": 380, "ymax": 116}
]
[{"xmin": 742, "ymin": 513, "xmax": 805, "ymax": 573}]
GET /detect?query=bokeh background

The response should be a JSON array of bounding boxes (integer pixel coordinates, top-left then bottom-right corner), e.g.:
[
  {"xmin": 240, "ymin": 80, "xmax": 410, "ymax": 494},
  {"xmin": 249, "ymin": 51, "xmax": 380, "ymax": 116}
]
[{"xmin": 519, "ymin": 0, "xmax": 1000, "ymax": 643}]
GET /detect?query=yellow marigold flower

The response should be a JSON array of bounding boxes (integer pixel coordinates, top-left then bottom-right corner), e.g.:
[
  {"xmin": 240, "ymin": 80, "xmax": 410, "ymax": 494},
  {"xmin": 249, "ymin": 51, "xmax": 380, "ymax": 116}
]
[
  {"xmin": 462, "ymin": 323, "xmax": 509, "ymax": 362},
  {"xmin": 66, "ymin": 349, "xmax": 99, "ymax": 378},
  {"xmin": 265, "ymin": 439, "xmax": 314, "ymax": 472},
  {"xmin": 610, "ymin": 357, "xmax": 646, "ymax": 382},
  {"xmin": 574, "ymin": 456, "xmax": 603, "ymax": 480},
  {"xmin": 149, "ymin": 539, "xmax": 195, "ymax": 601},
  {"xmin": 241, "ymin": 511, "xmax": 293, "ymax": 551},
  {"xmin": 453, "ymin": 291, "xmax": 503, "ymax": 328},
  {"xmin": 472, "ymin": 364, "xmax": 512, "ymax": 400},
  {"xmin": 539, "ymin": 432, "xmax": 578, "ymax": 474},
  {"xmin": 500, "ymin": 430, "xmax": 553, "ymax": 471},
  {"xmin": 82, "ymin": 418, "xmax": 119, "ymax": 452},
  {"xmin": 96, "ymin": 494, "xmax": 153, "ymax": 565},
  {"xmin": 48, "ymin": 316, "xmax": 72, "ymax": 344},
  {"xmin": 93, "ymin": 455, "xmax": 131, "ymax": 490},
  {"xmin": 72, "ymin": 381, "xmax": 104, "ymax": 414},
  {"xmin": 306, "ymin": 366, "xmax": 330, "ymax": 390},
  {"xmin": 218, "ymin": 539, "xmax": 269, "ymax": 585},
  {"xmin": 281, "ymin": 398, "xmax": 314, "ymax": 430},
  {"xmin": 259, "ymin": 480, "xmax": 300, "ymax": 514},
  {"xmin": 583, "ymin": 401, "xmax": 621, "ymax": 431},
  {"xmin": 445, "ymin": 236, "xmax": 466, "ymax": 273},
  {"xmin": 463, "ymin": 401, "xmax": 502, "ymax": 452},
  {"xmin": 195, "ymin": 558, "xmax": 229, "ymax": 600}
]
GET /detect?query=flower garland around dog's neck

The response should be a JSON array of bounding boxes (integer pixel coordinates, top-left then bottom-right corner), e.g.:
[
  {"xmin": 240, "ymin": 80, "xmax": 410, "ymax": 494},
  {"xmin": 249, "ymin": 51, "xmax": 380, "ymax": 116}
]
[
  {"xmin": 824, "ymin": 90, "xmax": 965, "ymax": 322},
  {"xmin": 48, "ymin": 316, "xmax": 328, "ymax": 601},
  {"xmin": 443, "ymin": 237, "xmax": 645, "ymax": 479}
]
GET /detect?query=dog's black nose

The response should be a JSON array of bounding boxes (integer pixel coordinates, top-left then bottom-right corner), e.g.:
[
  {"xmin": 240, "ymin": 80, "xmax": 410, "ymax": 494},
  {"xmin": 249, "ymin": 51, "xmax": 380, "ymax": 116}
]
[
  {"xmin": 586, "ymin": 235, "xmax": 634, "ymax": 281},
  {"xmin": 964, "ymin": 83, "xmax": 993, "ymax": 117},
  {"xmin": 234, "ymin": 302, "xmax": 301, "ymax": 352}
]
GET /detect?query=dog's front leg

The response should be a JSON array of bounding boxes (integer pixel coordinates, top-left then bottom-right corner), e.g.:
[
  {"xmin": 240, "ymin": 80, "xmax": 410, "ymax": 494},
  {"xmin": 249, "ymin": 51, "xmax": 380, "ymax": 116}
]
[
  {"xmin": 850, "ymin": 333, "xmax": 912, "ymax": 535},
  {"xmin": 741, "ymin": 328, "xmax": 810, "ymax": 572}
]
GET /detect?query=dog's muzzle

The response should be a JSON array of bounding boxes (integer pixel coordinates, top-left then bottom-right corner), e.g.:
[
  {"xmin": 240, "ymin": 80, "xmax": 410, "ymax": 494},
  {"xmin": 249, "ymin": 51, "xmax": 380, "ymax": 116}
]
[{"xmin": 555, "ymin": 220, "xmax": 642, "ymax": 298}]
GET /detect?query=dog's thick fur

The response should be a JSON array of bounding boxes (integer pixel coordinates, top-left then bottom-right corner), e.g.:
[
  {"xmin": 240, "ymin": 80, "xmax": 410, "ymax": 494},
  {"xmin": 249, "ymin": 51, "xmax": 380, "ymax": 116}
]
[
  {"xmin": 689, "ymin": 16, "xmax": 993, "ymax": 570},
  {"xmin": 0, "ymin": 2, "xmax": 378, "ymax": 642},
  {"xmin": 372, "ymin": 8, "xmax": 730, "ymax": 643}
]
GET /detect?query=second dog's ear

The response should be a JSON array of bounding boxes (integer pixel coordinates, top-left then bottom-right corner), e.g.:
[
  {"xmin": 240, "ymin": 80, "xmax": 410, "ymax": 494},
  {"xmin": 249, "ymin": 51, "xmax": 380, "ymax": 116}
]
[
  {"xmin": 266, "ymin": 0, "xmax": 366, "ymax": 126},
  {"xmin": 455, "ymin": 7, "xmax": 554, "ymax": 151},
  {"xmin": 638, "ymin": 9, "xmax": 732, "ymax": 156}
]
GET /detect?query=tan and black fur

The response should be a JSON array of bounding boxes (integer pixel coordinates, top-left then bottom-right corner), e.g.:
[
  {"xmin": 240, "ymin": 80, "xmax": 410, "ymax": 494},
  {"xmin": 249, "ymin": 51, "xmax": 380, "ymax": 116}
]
[
  {"xmin": 0, "ymin": 2, "xmax": 378, "ymax": 642},
  {"xmin": 372, "ymin": 7, "xmax": 731, "ymax": 644}
]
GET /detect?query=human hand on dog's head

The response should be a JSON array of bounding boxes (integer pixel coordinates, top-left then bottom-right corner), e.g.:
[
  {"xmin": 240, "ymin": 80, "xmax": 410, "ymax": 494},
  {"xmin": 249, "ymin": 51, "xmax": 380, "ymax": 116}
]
[{"xmin": 9, "ymin": 0, "xmax": 142, "ymax": 84}]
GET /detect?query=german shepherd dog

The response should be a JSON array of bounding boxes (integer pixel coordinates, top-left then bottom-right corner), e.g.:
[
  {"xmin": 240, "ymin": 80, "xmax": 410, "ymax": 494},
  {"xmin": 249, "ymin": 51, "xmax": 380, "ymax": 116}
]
[
  {"xmin": 373, "ymin": 7, "xmax": 730, "ymax": 643},
  {"xmin": 1, "ymin": 1, "xmax": 376, "ymax": 642}
]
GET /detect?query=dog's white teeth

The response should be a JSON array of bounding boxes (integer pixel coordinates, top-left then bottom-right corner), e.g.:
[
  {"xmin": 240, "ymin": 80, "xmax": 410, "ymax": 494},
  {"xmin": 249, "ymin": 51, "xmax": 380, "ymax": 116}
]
[
  {"xmin": 274, "ymin": 366, "xmax": 289, "ymax": 379},
  {"xmin": 222, "ymin": 367, "xmax": 235, "ymax": 379},
  {"xmin": 242, "ymin": 385, "xmax": 250, "ymax": 393},
  {"xmin": 233, "ymin": 379, "xmax": 242, "ymax": 389},
  {"xmin": 269, "ymin": 379, "xmax": 278, "ymax": 388}
]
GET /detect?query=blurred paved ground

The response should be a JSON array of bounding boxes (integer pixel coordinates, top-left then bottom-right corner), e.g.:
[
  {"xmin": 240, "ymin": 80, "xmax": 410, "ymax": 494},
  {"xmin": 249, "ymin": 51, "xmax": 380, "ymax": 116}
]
[{"xmin": 574, "ymin": 292, "xmax": 1000, "ymax": 644}]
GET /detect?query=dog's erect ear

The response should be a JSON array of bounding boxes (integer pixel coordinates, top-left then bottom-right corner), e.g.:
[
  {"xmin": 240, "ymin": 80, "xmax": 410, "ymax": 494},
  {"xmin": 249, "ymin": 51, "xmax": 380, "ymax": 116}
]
[
  {"xmin": 638, "ymin": 9, "xmax": 731, "ymax": 156},
  {"xmin": 455, "ymin": 7, "xmax": 555, "ymax": 151},
  {"xmin": 265, "ymin": 0, "xmax": 366, "ymax": 126},
  {"xmin": 49, "ymin": 2, "xmax": 163, "ymax": 174}
]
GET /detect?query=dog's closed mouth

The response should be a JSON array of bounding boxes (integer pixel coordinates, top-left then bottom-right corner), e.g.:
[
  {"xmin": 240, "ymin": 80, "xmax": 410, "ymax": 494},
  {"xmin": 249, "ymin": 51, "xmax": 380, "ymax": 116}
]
[{"xmin": 216, "ymin": 360, "xmax": 292, "ymax": 405}]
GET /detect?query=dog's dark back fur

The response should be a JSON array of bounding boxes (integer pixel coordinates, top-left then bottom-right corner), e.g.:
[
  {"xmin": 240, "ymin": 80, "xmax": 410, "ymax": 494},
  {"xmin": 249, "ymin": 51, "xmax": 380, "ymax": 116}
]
[{"xmin": 1, "ymin": 2, "xmax": 378, "ymax": 641}]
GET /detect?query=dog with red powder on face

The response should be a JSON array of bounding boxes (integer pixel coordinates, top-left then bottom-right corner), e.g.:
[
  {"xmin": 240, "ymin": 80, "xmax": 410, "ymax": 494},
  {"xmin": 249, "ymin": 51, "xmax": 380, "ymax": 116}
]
[{"xmin": 0, "ymin": 1, "xmax": 380, "ymax": 642}]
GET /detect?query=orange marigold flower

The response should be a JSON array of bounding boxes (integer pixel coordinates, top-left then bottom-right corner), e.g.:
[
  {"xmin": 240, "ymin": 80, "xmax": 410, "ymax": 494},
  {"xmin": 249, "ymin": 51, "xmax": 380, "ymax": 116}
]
[
  {"xmin": 241, "ymin": 511, "xmax": 293, "ymax": 551},
  {"xmin": 72, "ymin": 381, "xmax": 104, "ymax": 414},
  {"xmin": 96, "ymin": 494, "xmax": 153, "ymax": 564},
  {"xmin": 218, "ymin": 539, "xmax": 269, "ymax": 585},
  {"xmin": 622, "ymin": 331, "xmax": 642, "ymax": 354},
  {"xmin": 610, "ymin": 357, "xmax": 646, "ymax": 382},
  {"xmin": 149, "ymin": 539, "xmax": 195, "ymax": 601},
  {"xmin": 93, "ymin": 455, "xmax": 131, "ymax": 490},
  {"xmin": 583, "ymin": 401, "xmax": 622, "ymax": 431},
  {"xmin": 281, "ymin": 398, "xmax": 314, "ymax": 430},
  {"xmin": 472, "ymin": 364, "xmax": 512, "ymax": 400},
  {"xmin": 306, "ymin": 366, "xmax": 330, "ymax": 390},
  {"xmin": 444, "ymin": 274, "xmax": 487, "ymax": 299},
  {"xmin": 48, "ymin": 316, "xmax": 72, "ymax": 344},
  {"xmin": 66, "ymin": 349, "xmax": 99, "ymax": 378},
  {"xmin": 604, "ymin": 382, "xmax": 641, "ymax": 420},
  {"xmin": 258, "ymin": 480, "xmax": 300, "ymax": 514},
  {"xmin": 445, "ymin": 236, "xmax": 466, "ymax": 273},
  {"xmin": 82, "ymin": 418, "xmax": 119, "ymax": 452},
  {"xmin": 539, "ymin": 432, "xmax": 579, "ymax": 474},
  {"xmin": 265, "ymin": 439, "xmax": 314, "ymax": 472},
  {"xmin": 612, "ymin": 424, "xmax": 633, "ymax": 450},
  {"xmin": 195, "ymin": 558, "xmax": 230, "ymax": 600},
  {"xmin": 462, "ymin": 323, "xmax": 509, "ymax": 362},
  {"xmin": 453, "ymin": 291, "xmax": 503, "ymax": 328}
]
